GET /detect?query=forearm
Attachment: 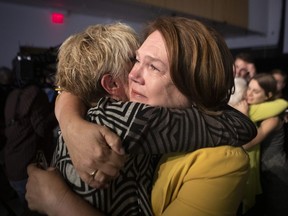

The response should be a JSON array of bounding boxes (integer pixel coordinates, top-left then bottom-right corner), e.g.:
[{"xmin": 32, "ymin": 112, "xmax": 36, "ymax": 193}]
[
  {"xmin": 243, "ymin": 141, "xmax": 258, "ymax": 150},
  {"xmin": 26, "ymin": 164, "xmax": 105, "ymax": 216},
  {"xmin": 49, "ymin": 189, "xmax": 104, "ymax": 216},
  {"xmin": 243, "ymin": 117, "xmax": 279, "ymax": 150},
  {"xmin": 132, "ymin": 105, "xmax": 256, "ymax": 152},
  {"xmin": 124, "ymin": 107, "xmax": 256, "ymax": 153},
  {"xmin": 243, "ymin": 128, "xmax": 264, "ymax": 150},
  {"xmin": 89, "ymin": 98, "xmax": 257, "ymax": 154},
  {"xmin": 55, "ymin": 91, "xmax": 88, "ymax": 140},
  {"xmin": 56, "ymin": 91, "xmax": 88, "ymax": 126},
  {"xmin": 250, "ymin": 99, "xmax": 288, "ymax": 122}
]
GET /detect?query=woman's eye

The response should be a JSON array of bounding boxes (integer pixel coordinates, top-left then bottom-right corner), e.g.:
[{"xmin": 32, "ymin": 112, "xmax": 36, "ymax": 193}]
[{"xmin": 149, "ymin": 64, "xmax": 159, "ymax": 71}]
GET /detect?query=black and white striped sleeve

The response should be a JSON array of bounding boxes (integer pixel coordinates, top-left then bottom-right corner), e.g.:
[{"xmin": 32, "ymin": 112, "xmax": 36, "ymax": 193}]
[{"xmin": 87, "ymin": 97, "xmax": 257, "ymax": 154}]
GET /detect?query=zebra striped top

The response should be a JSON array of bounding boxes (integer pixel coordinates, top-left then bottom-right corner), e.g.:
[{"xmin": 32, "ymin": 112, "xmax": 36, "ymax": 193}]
[{"xmin": 52, "ymin": 97, "xmax": 256, "ymax": 216}]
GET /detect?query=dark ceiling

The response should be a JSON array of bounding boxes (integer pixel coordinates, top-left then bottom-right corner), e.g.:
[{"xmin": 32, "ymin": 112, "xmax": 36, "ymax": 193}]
[{"xmin": 0, "ymin": 0, "xmax": 260, "ymax": 39}]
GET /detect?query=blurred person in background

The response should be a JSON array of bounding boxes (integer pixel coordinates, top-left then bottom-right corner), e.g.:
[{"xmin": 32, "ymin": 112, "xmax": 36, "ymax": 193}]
[
  {"xmin": 234, "ymin": 73, "xmax": 288, "ymax": 216},
  {"xmin": 0, "ymin": 66, "xmax": 15, "ymax": 150},
  {"xmin": 0, "ymin": 66, "xmax": 18, "ymax": 216},
  {"xmin": 230, "ymin": 52, "xmax": 257, "ymax": 110},
  {"xmin": 271, "ymin": 68, "xmax": 287, "ymax": 100},
  {"xmin": 3, "ymin": 61, "xmax": 58, "ymax": 209},
  {"xmin": 234, "ymin": 52, "xmax": 257, "ymax": 82}
]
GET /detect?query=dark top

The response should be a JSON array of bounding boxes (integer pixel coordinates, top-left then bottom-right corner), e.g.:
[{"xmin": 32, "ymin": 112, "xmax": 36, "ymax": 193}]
[
  {"xmin": 4, "ymin": 85, "xmax": 57, "ymax": 180},
  {"xmin": 260, "ymin": 125, "xmax": 288, "ymax": 215},
  {"xmin": 0, "ymin": 84, "xmax": 14, "ymax": 149}
]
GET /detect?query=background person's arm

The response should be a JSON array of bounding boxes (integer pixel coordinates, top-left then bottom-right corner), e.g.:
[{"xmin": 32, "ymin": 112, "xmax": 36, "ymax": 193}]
[
  {"xmin": 249, "ymin": 98, "xmax": 288, "ymax": 122},
  {"xmin": 242, "ymin": 117, "xmax": 280, "ymax": 150}
]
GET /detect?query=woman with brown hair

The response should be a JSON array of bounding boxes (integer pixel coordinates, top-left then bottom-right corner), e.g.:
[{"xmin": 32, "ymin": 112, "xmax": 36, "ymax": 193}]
[{"xmin": 235, "ymin": 73, "xmax": 288, "ymax": 215}]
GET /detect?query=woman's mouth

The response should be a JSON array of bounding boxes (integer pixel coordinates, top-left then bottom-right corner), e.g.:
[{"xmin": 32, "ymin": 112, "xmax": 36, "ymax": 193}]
[
  {"xmin": 130, "ymin": 89, "xmax": 147, "ymax": 102},
  {"xmin": 246, "ymin": 97, "xmax": 253, "ymax": 103}
]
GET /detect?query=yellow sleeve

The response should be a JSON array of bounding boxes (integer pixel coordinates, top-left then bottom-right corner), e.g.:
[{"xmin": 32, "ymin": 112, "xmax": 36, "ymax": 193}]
[
  {"xmin": 152, "ymin": 146, "xmax": 249, "ymax": 216},
  {"xmin": 249, "ymin": 98, "xmax": 288, "ymax": 122}
]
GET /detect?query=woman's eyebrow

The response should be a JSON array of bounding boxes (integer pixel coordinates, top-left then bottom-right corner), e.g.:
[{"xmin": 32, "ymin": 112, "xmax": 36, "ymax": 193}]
[{"xmin": 136, "ymin": 50, "xmax": 166, "ymax": 66}]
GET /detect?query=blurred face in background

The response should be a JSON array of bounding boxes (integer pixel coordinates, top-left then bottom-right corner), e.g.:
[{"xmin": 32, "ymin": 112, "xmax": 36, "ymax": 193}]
[
  {"xmin": 273, "ymin": 73, "xmax": 286, "ymax": 92},
  {"xmin": 246, "ymin": 79, "xmax": 269, "ymax": 104},
  {"xmin": 234, "ymin": 58, "xmax": 256, "ymax": 81}
]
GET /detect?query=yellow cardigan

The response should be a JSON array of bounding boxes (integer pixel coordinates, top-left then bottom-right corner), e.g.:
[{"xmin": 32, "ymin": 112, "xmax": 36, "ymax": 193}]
[
  {"xmin": 151, "ymin": 99, "xmax": 288, "ymax": 216},
  {"xmin": 152, "ymin": 146, "xmax": 249, "ymax": 216}
]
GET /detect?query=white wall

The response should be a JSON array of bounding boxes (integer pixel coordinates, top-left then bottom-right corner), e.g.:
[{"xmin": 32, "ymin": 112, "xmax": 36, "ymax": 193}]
[
  {"xmin": 283, "ymin": 0, "xmax": 288, "ymax": 53},
  {"xmin": 0, "ymin": 2, "xmax": 144, "ymax": 68},
  {"xmin": 0, "ymin": 0, "xmax": 286, "ymax": 68},
  {"xmin": 225, "ymin": 0, "xmax": 283, "ymax": 49}
]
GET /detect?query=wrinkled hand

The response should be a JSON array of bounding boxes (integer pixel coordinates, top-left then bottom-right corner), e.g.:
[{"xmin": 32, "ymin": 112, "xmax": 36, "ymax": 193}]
[
  {"xmin": 26, "ymin": 164, "xmax": 70, "ymax": 215},
  {"xmin": 63, "ymin": 120, "xmax": 127, "ymax": 188},
  {"xmin": 55, "ymin": 91, "xmax": 126, "ymax": 188}
]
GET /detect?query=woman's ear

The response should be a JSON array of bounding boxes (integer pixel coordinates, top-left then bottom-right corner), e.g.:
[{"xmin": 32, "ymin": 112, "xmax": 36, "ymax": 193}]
[
  {"xmin": 101, "ymin": 74, "xmax": 115, "ymax": 95},
  {"xmin": 267, "ymin": 92, "xmax": 273, "ymax": 99},
  {"xmin": 101, "ymin": 74, "xmax": 120, "ymax": 97}
]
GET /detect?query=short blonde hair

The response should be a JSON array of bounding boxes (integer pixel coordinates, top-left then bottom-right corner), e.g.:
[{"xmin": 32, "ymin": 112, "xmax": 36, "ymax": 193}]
[{"xmin": 56, "ymin": 23, "xmax": 139, "ymax": 105}]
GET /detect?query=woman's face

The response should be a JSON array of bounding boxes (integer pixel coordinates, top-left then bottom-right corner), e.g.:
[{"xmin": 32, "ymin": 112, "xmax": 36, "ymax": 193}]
[
  {"xmin": 273, "ymin": 73, "xmax": 286, "ymax": 92},
  {"xmin": 246, "ymin": 79, "xmax": 268, "ymax": 104},
  {"xmin": 128, "ymin": 30, "xmax": 190, "ymax": 108}
]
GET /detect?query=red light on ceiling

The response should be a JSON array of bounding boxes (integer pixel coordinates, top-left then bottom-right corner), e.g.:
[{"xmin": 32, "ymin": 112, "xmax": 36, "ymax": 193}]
[{"xmin": 52, "ymin": 13, "xmax": 64, "ymax": 24}]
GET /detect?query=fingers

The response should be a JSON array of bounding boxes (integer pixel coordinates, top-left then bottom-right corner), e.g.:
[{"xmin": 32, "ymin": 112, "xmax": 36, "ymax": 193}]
[
  {"xmin": 100, "ymin": 126, "xmax": 125, "ymax": 155},
  {"xmin": 26, "ymin": 164, "xmax": 43, "ymax": 211},
  {"xmin": 82, "ymin": 152, "xmax": 126, "ymax": 189},
  {"xmin": 88, "ymin": 143, "xmax": 126, "ymax": 177},
  {"xmin": 88, "ymin": 170, "xmax": 113, "ymax": 188},
  {"xmin": 79, "ymin": 149, "xmax": 127, "ymax": 188},
  {"xmin": 26, "ymin": 164, "xmax": 70, "ymax": 215},
  {"xmin": 80, "ymin": 153, "xmax": 126, "ymax": 188},
  {"xmin": 47, "ymin": 167, "xmax": 56, "ymax": 171},
  {"xmin": 95, "ymin": 153, "xmax": 125, "ymax": 177},
  {"xmin": 60, "ymin": 121, "xmax": 126, "ymax": 188},
  {"xmin": 27, "ymin": 163, "xmax": 38, "ymax": 175}
]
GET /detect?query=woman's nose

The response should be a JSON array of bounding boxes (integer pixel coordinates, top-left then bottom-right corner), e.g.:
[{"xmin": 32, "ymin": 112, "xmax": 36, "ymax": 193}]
[
  {"xmin": 129, "ymin": 65, "xmax": 143, "ymax": 84},
  {"xmin": 247, "ymin": 90, "xmax": 252, "ymax": 97}
]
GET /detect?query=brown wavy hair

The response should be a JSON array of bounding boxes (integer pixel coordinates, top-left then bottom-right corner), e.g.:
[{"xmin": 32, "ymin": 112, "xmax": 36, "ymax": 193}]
[{"xmin": 143, "ymin": 17, "xmax": 235, "ymax": 115}]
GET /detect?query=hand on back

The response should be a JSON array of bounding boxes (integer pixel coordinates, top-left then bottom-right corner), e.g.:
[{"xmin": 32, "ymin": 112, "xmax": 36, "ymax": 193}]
[{"xmin": 55, "ymin": 91, "xmax": 126, "ymax": 188}]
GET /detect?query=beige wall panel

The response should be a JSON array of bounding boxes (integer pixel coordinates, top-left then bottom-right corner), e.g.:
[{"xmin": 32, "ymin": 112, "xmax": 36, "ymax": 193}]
[{"xmin": 131, "ymin": 0, "xmax": 248, "ymax": 28}]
